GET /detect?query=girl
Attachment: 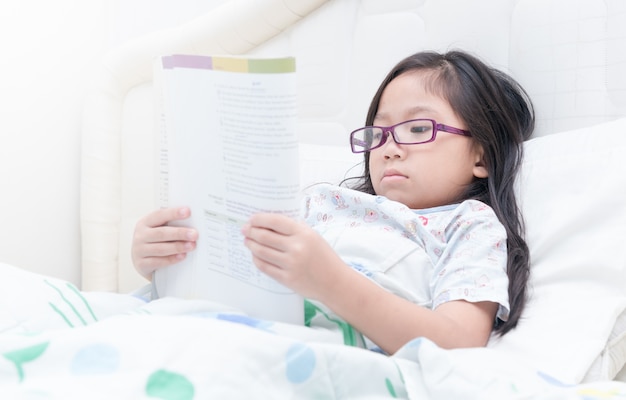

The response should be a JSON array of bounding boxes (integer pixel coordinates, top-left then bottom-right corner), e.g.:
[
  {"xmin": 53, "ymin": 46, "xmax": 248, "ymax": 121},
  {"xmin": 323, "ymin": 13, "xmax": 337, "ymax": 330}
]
[{"xmin": 132, "ymin": 50, "xmax": 534, "ymax": 354}]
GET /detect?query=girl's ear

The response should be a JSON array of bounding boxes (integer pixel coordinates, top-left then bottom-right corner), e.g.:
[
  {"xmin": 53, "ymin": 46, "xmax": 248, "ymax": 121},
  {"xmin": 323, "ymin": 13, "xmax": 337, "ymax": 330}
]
[{"xmin": 472, "ymin": 146, "xmax": 489, "ymax": 178}]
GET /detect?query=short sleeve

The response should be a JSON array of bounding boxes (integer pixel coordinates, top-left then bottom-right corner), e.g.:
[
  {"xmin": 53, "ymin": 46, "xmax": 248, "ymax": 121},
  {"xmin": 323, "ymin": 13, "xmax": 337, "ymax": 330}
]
[{"xmin": 427, "ymin": 200, "xmax": 510, "ymax": 322}]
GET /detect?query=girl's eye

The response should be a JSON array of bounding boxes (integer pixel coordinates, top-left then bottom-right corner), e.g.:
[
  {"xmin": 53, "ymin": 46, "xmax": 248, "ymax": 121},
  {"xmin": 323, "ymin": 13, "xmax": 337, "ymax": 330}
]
[{"xmin": 409, "ymin": 125, "xmax": 431, "ymax": 134}]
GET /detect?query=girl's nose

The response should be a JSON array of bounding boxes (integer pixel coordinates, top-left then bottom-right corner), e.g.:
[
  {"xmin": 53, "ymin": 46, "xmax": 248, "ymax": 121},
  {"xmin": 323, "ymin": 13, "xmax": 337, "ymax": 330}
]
[{"xmin": 381, "ymin": 132, "xmax": 403, "ymax": 159}]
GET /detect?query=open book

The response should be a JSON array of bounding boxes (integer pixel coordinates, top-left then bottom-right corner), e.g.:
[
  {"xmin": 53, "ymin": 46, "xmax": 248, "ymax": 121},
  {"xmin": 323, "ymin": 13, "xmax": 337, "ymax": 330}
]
[{"xmin": 152, "ymin": 54, "xmax": 304, "ymax": 324}]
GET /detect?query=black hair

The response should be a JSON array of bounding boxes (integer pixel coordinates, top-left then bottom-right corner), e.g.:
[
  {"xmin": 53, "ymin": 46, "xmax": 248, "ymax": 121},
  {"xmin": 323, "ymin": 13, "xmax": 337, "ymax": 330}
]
[{"xmin": 343, "ymin": 50, "xmax": 534, "ymax": 334}]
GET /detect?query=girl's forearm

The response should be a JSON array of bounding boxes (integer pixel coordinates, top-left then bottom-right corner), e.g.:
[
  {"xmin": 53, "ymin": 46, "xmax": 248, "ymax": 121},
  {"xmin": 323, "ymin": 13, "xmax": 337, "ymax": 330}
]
[{"xmin": 317, "ymin": 264, "xmax": 495, "ymax": 353}]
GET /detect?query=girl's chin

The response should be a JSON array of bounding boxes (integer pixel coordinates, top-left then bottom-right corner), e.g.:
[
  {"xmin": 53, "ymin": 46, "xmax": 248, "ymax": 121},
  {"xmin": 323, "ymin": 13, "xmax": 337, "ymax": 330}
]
[
  {"xmin": 375, "ymin": 187, "xmax": 429, "ymax": 209},
  {"xmin": 376, "ymin": 179, "xmax": 410, "ymax": 198},
  {"xmin": 376, "ymin": 189, "xmax": 409, "ymax": 204}
]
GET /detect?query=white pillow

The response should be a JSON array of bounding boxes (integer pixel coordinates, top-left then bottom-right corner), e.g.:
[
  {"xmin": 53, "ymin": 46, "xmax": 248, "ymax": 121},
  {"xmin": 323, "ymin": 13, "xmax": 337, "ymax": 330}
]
[
  {"xmin": 489, "ymin": 117, "xmax": 626, "ymax": 383},
  {"xmin": 298, "ymin": 142, "xmax": 362, "ymax": 190}
]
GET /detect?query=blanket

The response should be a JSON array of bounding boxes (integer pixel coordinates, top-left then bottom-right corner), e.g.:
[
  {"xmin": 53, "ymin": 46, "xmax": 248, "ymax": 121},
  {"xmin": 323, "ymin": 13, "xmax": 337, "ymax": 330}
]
[{"xmin": 1, "ymin": 262, "xmax": 625, "ymax": 399}]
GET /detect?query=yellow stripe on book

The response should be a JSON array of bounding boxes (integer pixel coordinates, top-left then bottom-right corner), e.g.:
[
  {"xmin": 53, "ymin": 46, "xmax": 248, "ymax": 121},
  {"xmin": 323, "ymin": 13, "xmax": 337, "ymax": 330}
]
[
  {"xmin": 211, "ymin": 57, "xmax": 296, "ymax": 73},
  {"xmin": 212, "ymin": 57, "xmax": 248, "ymax": 72}
]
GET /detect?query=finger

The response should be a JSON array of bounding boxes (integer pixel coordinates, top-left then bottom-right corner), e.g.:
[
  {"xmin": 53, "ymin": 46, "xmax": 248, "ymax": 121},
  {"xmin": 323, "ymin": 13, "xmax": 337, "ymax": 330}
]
[
  {"xmin": 135, "ymin": 253, "xmax": 187, "ymax": 280},
  {"xmin": 250, "ymin": 253, "xmax": 283, "ymax": 277},
  {"xmin": 142, "ymin": 225, "xmax": 198, "ymax": 244},
  {"xmin": 247, "ymin": 213, "xmax": 296, "ymax": 235},
  {"xmin": 139, "ymin": 239, "xmax": 196, "ymax": 258},
  {"xmin": 142, "ymin": 207, "xmax": 191, "ymax": 228},
  {"xmin": 244, "ymin": 235, "xmax": 287, "ymax": 266},
  {"xmin": 242, "ymin": 224, "xmax": 290, "ymax": 252}
]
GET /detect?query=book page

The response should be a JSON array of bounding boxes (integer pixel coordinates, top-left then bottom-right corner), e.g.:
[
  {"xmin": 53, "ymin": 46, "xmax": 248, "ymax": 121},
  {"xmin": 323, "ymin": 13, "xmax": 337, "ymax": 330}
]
[{"xmin": 153, "ymin": 55, "xmax": 303, "ymax": 324}]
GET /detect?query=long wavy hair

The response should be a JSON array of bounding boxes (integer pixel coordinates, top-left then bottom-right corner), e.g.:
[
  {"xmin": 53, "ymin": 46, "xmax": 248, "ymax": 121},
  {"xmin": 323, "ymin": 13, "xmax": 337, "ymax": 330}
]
[{"xmin": 343, "ymin": 50, "xmax": 534, "ymax": 334}]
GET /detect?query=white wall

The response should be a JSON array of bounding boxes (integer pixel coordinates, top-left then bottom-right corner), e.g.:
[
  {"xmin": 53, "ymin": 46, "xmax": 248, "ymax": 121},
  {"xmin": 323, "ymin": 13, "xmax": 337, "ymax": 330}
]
[{"xmin": 0, "ymin": 0, "xmax": 227, "ymax": 286}]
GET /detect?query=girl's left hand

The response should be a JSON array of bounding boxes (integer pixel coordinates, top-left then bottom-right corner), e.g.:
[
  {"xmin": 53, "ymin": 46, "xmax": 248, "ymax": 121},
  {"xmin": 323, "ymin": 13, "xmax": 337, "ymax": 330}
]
[{"xmin": 242, "ymin": 213, "xmax": 345, "ymax": 300}]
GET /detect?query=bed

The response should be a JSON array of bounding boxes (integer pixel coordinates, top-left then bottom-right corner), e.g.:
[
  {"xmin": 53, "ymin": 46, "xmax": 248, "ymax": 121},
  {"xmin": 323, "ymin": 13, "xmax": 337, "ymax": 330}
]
[{"xmin": 1, "ymin": 0, "xmax": 625, "ymax": 397}]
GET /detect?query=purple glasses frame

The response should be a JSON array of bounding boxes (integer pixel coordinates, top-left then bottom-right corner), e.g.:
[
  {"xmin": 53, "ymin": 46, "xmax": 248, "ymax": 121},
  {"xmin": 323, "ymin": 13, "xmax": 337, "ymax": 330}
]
[{"xmin": 349, "ymin": 118, "xmax": 471, "ymax": 153}]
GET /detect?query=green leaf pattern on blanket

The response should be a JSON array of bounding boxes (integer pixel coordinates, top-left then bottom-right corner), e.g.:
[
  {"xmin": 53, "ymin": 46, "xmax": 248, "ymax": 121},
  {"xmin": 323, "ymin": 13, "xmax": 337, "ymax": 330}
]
[
  {"xmin": 385, "ymin": 377, "xmax": 398, "ymax": 398},
  {"xmin": 303, "ymin": 301, "xmax": 402, "ymax": 397},
  {"xmin": 2, "ymin": 341, "xmax": 49, "ymax": 382},
  {"xmin": 44, "ymin": 280, "xmax": 98, "ymax": 327},
  {"xmin": 146, "ymin": 369, "xmax": 194, "ymax": 400},
  {"xmin": 304, "ymin": 300, "xmax": 364, "ymax": 347}
]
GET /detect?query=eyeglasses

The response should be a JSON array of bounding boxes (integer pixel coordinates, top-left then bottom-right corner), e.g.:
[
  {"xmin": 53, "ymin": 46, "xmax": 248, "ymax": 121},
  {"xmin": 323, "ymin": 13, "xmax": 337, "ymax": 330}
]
[{"xmin": 349, "ymin": 118, "xmax": 471, "ymax": 153}]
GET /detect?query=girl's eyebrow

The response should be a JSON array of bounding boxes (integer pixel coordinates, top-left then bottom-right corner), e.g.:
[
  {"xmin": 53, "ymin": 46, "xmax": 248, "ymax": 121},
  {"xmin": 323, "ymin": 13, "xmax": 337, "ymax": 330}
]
[
  {"xmin": 375, "ymin": 105, "xmax": 439, "ymax": 121},
  {"xmin": 405, "ymin": 105, "xmax": 438, "ymax": 115}
]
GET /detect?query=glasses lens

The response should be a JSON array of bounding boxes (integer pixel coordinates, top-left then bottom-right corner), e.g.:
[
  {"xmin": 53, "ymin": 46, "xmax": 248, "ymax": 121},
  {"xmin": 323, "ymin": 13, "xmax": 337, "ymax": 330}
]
[
  {"xmin": 394, "ymin": 120, "xmax": 435, "ymax": 144},
  {"xmin": 351, "ymin": 127, "xmax": 383, "ymax": 152}
]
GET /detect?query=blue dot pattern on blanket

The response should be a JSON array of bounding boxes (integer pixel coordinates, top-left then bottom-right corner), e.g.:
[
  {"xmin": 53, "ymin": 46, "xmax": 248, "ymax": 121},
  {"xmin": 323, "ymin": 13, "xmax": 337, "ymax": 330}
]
[
  {"xmin": 70, "ymin": 343, "xmax": 120, "ymax": 375},
  {"xmin": 285, "ymin": 343, "xmax": 316, "ymax": 383},
  {"xmin": 216, "ymin": 313, "xmax": 273, "ymax": 331}
]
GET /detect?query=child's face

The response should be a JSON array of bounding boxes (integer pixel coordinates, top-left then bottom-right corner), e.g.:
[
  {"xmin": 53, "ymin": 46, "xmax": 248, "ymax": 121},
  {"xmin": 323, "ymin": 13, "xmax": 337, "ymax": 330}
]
[{"xmin": 368, "ymin": 70, "xmax": 487, "ymax": 209}]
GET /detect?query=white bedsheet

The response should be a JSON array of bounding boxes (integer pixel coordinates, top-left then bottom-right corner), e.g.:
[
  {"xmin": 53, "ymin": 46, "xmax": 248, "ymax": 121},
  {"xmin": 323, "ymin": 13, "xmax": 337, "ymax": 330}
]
[{"xmin": 1, "ymin": 262, "xmax": 625, "ymax": 399}]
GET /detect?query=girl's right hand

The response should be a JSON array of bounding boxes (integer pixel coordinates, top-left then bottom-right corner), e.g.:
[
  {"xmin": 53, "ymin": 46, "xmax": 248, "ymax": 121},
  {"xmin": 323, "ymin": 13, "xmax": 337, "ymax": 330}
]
[{"xmin": 131, "ymin": 207, "xmax": 198, "ymax": 280}]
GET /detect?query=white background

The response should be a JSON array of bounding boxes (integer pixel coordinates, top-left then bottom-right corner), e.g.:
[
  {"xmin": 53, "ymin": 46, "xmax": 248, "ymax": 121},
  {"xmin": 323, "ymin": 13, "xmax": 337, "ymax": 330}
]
[{"xmin": 0, "ymin": 0, "xmax": 228, "ymax": 285}]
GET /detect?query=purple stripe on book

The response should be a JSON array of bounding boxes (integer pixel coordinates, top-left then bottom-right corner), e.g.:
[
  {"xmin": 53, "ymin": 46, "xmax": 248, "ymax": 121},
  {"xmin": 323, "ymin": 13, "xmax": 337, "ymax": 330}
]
[{"xmin": 162, "ymin": 55, "xmax": 213, "ymax": 70}]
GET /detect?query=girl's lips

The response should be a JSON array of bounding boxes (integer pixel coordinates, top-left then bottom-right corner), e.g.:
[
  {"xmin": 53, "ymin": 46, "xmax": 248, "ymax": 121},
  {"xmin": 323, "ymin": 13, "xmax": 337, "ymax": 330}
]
[
  {"xmin": 381, "ymin": 170, "xmax": 408, "ymax": 182},
  {"xmin": 383, "ymin": 169, "xmax": 407, "ymax": 178}
]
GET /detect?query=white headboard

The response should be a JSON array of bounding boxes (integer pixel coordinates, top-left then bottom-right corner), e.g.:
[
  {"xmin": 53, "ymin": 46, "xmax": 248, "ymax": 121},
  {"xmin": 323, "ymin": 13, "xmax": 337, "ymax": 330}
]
[{"xmin": 80, "ymin": 0, "xmax": 626, "ymax": 292}]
